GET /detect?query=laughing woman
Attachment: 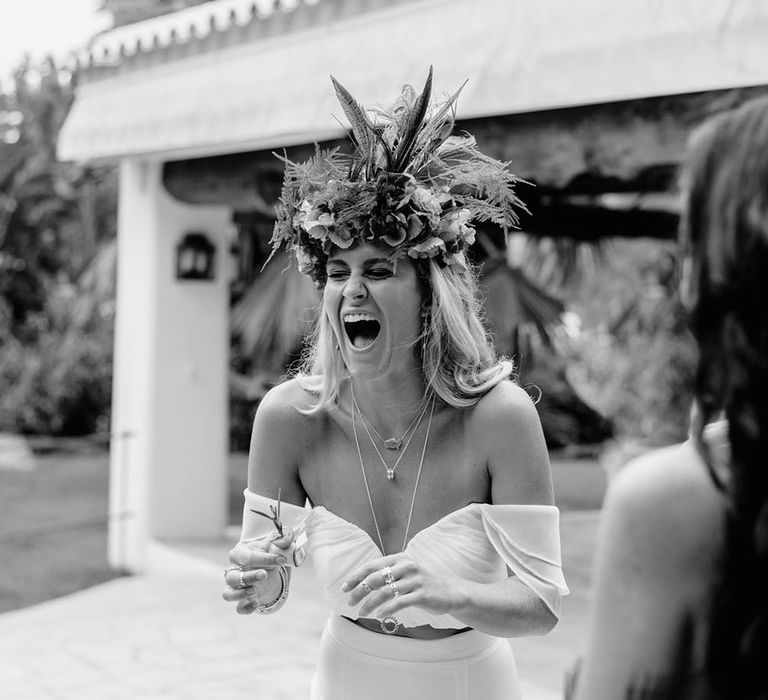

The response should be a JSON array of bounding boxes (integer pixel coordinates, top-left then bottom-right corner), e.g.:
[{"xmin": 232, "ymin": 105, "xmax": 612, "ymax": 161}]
[{"xmin": 222, "ymin": 69, "xmax": 568, "ymax": 699}]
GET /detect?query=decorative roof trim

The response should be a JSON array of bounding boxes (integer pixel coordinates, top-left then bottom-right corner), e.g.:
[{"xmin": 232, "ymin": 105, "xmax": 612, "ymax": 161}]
[
  {"xmin": 58, "ymin": 0, "xmax": 768, "ymax": 164},
  {"xmin": 78, "ymin": 0, "xmax": 323, "ymax": 67}
]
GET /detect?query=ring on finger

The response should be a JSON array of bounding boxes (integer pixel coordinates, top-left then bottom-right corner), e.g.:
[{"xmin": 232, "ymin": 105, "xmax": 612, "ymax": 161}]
[
  {"xmin": 238, "ymin": 569, "xmax": 248, "ymax": 589},
  {"xmin": 388, "ymin": 581, "xmax": 400, "ymax": 598},
  {"xmin": 380, "ymin": 566, "xmax": 396, "ymax": 585},
  {"xmin": 360, "ymin": 579, "xmax": 372, "ymax": 594},
  {"xmin": 224, "ymin": 565, "xmax": 242, "ymax": 583}
]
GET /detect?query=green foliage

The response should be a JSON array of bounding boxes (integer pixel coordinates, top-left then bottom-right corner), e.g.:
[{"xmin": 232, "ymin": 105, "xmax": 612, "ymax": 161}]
[
  {"xmin": 0, "ymin": 331, "xmax": 112, "ymax": 436},
  {"xmin": 522, "ymin": 355, "xmax": 614, "ymax": 449},
  {"xmin": 562, "ymin": 239, "xmax": 697, "ymax": 443},
  {"xmin": 493, "ymin": 233, "xmax": 696, "ymax": 445},
  {"xmin": 1, "ymin": 60, "xmax": 117, "ymax": 437}
]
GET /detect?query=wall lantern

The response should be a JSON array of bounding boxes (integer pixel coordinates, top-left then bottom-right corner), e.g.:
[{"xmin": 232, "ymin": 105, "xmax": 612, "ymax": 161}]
[{"xmin": 176, "ymin": 232, "xmax": 216, "ymax": 281}]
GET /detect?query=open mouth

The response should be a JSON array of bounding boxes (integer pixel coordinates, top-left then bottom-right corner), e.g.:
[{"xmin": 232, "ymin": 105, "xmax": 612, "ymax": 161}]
[{"xmin": 343, "ymin": 312, "xmax": 381, "ymax": 350}]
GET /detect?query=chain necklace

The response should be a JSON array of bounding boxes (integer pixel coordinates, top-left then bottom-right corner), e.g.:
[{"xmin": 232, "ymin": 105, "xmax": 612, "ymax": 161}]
[
  {"xmin": 351, "ymin": 392, "xmax": 436, "ymax": 555},
  {"xmin": 354, "ymin": 391, "xmax": 430, "ymax": 450},
  {"xmin": 351, "ymin": 386, "xmax": 430, "ymax": 482}
]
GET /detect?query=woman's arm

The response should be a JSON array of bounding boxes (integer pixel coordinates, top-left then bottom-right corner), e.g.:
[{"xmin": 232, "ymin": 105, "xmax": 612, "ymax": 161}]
[
  {"xmin": 223, "ymin": 379, "xmax": 310, "ymax": 613},
  {"xmin": 448, "ymin": 381, "xmax": 557, "ymax": 636},
  {"xmin": 245, "ymin": 378, "xmax": 309, "ymax": 505},
  {"xmin": 345, "ymin": 381, "xmax": 561, "ymax": 637},
  {"xmin": 572, "ymin": 445, "xmax": 724, "ymax": 699}
]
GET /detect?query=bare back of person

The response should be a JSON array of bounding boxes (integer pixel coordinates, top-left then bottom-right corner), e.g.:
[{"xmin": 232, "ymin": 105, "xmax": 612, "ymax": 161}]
[{"xmin": 573, "ymin": 424, "xmax": 728, "ymax": 698}]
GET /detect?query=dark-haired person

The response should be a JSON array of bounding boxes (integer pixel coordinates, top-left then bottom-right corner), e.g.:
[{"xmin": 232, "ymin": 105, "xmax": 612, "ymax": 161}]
[
  {"xmin": 572, "ymin": 97, "xmax": 768, "ymax": 699},
  {"xmin": 220, "ymin": 71, "xmax": 568, "ymax": 699}
]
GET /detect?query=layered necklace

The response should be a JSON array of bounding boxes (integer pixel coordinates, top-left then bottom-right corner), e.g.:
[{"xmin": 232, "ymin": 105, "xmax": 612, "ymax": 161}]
[
  {"xmin": 351, "ymin": 386, "xmax": 430, "ymax": 482},
  {"xmin": 351, "ymin": 390, "xmax": 436, "ymax": 555},
  {"xmin": 354, "ymin": 390, "xmax": 430, "ymax": 450}
]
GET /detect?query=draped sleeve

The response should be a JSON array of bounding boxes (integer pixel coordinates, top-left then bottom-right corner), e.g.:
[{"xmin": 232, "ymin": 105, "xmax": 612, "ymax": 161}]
[
  {"xmin": 240, "ymin": 489, "xmax": 309, "ymax": 544},
  {"xmin": 479, "ymin": 504, "xmax": 570, "ymax": 618}
]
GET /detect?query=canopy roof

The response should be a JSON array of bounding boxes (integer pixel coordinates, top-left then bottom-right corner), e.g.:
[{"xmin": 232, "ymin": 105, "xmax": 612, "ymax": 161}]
[
  {"xmin": 59, "ymin": 0, "xmax": 768, "ymax": 163},
  {"xmin": 79, "ymin": 0, "xmax": 318, "ymax": 60}
]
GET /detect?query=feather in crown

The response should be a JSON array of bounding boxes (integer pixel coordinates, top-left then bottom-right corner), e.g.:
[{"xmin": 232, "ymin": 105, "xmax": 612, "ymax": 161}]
[{"xmin": 270, "ymin": 67, "xmax": 524, "ymax": 284}]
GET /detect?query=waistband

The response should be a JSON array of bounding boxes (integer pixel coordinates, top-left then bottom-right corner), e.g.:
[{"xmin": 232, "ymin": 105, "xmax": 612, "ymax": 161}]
[{"xmin": 326, "ymin": 615, "xmax": 498, "ymax": 664}]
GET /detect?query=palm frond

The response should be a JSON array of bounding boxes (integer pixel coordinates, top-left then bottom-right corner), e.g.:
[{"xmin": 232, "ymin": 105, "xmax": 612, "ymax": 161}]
[
  {"xmin": 231, "ymin": 254, "xmax": 320, "ymax": 372},
  {"xmin": 68, "ymin": 240, "xmax": 117, "ymax": 328},
  {"xmin": 511, "ymin": 234, "xmax": 614, "ymax": 290},
  {"xmin": 481, "ymin": 258, "xmax": 565, "ymax": 350}
]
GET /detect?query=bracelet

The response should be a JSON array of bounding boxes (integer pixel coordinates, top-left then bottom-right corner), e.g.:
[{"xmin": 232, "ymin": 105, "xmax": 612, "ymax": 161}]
[{"xmin": 255, "ymin": 566, "xmax": 289, "ymax": 615}]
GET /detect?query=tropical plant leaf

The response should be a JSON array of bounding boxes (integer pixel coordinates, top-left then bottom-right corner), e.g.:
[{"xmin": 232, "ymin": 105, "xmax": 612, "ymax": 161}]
[
  {"xmin": 231, "ymin": 254, "xmax": 319, "ymax": 372},
  {"xmin": 481, "ymin": 248, "xmax": 565, "ymax": 352}
]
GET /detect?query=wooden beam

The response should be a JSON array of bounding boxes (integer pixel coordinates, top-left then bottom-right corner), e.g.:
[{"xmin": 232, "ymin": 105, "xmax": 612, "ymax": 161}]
[
  {"xmin": 520, "ymin": 201, "xmax": 679, "ymax": 242},
  {"xmin": 164, "ymin": 88, "xmax": 768, "ymax": 206},
  {"xmin": 161, "ymin": 87, "xmax": 766, "ymax": 240},
  {"xmin": 162, "ymin": 140, "xmax": 347, "ymax": 211},
  {"xmin": 461, "ymin": 85, "xmax": 768, "ymax": 187}
]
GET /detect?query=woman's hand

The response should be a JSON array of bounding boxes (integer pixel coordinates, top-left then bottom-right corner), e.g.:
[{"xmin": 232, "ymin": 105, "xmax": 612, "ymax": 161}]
[
  {"xmin": 341, "ymin": 553, "xmax": 467, "ymax": 619},
  {"xmin": 222, "ymin": 530, "xmax": 294, "ymax": 614}
]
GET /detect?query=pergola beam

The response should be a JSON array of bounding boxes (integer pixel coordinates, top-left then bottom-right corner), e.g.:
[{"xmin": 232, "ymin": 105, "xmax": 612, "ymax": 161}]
[{"xmin": 162, "ymin": 87, "xmax": 767, "ymax": 241}]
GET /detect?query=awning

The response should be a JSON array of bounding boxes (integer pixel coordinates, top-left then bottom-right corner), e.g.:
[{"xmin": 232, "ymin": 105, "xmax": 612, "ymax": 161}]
[{"xmin": 58, "ymin": 0, "xmax": 768, "ymax": 163}]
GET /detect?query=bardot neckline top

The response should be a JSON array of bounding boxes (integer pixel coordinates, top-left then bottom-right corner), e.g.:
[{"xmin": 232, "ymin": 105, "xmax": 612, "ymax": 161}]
[{"xmin": 240, "ymin": 489, "xmax": 569, "ymax": 629}]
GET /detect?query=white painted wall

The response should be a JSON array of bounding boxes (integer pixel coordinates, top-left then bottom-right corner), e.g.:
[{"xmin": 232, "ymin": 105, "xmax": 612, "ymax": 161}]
[{"xmin": 109, "ymin": 159, "xmax": 231, "ymax": 572}]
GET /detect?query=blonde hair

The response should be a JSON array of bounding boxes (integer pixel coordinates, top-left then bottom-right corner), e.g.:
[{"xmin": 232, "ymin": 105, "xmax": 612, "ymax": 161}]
[{"xmin": 294, "ymin": 255, "xmax": 514, "ymax": 411}]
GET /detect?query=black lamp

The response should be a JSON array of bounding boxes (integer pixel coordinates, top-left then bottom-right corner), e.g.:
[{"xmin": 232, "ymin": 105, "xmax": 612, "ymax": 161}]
[{"xmin": 176, "ymin": 232, "xmax": 216, "ymax": 281}]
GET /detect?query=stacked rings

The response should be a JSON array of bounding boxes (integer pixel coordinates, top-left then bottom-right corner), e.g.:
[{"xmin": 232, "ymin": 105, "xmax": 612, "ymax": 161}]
[
  {"xmin": 224, "ymin": 566, "xmax": 241, "ymax": 582},
  {"xmin": 223, "ymin": 566, "xmax": 249, "ymax": 590},
  {"xmin": 224, "ymin": 565, "xmax": 248, "ymax": 589},
  {"xmin": 379, "ymin": 566, "xmax": 399, "ymax": 598},
  {"xmin": 380, "ymin": 566, "xmax": 395, "ymax": 585},
  {"xmin": 360, "ymin": 579, "xmax": 372, "ymax": 594}
]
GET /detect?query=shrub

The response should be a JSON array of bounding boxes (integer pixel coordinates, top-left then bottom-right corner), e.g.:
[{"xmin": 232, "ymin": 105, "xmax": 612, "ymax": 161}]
[
  {"xmin": 0, "ymin": 331, "xmax": 112, "ymax": 436},
  {"xmin": 562, "ymin": 240, "xmax": 697, "ymax": 443}
]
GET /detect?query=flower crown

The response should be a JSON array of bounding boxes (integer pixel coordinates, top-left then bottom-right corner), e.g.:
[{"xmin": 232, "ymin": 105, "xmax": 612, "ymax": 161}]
[{"xmin": 270, "ymin": 67, "xmax": 523, "ymax": 284}]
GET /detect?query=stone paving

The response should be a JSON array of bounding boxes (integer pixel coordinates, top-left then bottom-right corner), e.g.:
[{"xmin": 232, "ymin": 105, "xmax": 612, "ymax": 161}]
[{"xmin": 0, "ymin": 511, "xmax": 598, "ymax": 700}]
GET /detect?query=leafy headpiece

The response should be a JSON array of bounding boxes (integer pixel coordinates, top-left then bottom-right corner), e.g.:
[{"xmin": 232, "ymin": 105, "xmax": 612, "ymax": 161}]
[{"xmin": 270, "ymin": 67, "xmax": 523, "ymax": 284}]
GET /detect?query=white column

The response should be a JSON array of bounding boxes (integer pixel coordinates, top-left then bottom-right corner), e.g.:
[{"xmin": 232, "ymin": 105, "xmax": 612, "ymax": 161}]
[{"xmin": 109, "ymin": 158, "xmax": 231, "ymax": 572}]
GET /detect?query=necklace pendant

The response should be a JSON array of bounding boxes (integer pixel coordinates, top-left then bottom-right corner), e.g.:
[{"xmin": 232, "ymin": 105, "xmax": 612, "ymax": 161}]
[
  {"xmin": 386, "ymin": 468, "xmax": 395, "ymax": 481},
  {"xmin": 384, "ymin": 438, "xmax": 402, "ymax": 450}
]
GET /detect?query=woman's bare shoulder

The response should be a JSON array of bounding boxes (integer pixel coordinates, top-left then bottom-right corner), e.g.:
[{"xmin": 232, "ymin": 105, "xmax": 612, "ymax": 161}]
[
  {"xmin": 256, "ymin": 377, "xmax": 320, "ymax": 422},
  {"xmin": 473, "ymin": 379, "xmax": 539, "ymax": 425},
  {"xmin": 605, "ymin": 442, "xmax": 725, "ymax": 574},
  {"xmin": 247, "ymin": 378, "xmax": 324, "ymax": 500},
  {"xmin": 472, "ymin": 379, "xmax": 553, "ymax": 504},
  {"xmin": 610, "ymin": 442, "xmax": 724, "ymax": 518},
  {"xmin": 251, "ymin": 378, "xmax": 326, "ymax": 453}
]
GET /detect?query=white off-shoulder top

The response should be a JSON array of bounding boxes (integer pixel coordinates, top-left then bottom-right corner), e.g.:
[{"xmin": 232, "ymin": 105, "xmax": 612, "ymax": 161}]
[{"xmin": 240, "ymin": 489, "xmax": 569, "ymax": 629}]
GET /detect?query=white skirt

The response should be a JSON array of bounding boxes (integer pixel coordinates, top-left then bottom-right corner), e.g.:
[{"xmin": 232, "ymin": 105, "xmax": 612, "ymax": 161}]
[{"xmin": 310, "ymin": 616, "xmax": 521, "ymax": 700}]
